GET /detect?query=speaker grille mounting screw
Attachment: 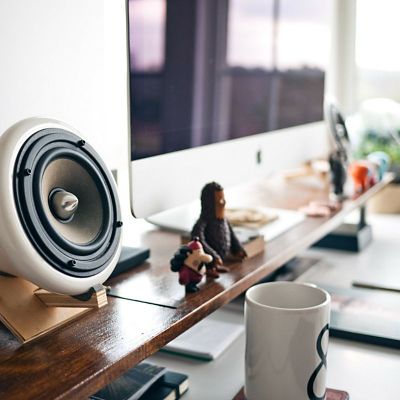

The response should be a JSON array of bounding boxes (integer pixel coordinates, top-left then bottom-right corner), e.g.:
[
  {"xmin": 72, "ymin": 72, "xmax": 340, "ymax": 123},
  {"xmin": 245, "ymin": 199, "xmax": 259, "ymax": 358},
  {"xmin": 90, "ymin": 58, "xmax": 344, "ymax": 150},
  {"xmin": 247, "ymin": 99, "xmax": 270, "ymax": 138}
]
[
  {"xmin": 68, "ymin": 260, "xmax": 77, "ymax": 267},
  {"xmin": 24, "ymin": 168, "xmax": 32, "ymax": 176},
  {"xmin": 77, "ymin": 139, "xmax": 86, "ymax": 147},
  {"xmin": 116, "ymin": 221, "xmax": 123, "ymax": 228}
]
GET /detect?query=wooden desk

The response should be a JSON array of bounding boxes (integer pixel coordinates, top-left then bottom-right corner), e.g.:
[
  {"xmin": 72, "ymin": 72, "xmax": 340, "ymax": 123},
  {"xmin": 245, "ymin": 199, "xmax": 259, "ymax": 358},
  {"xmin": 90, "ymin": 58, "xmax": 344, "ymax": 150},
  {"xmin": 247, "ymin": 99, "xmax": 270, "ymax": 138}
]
[{"xmin": 0, "ymin": 176, "xmax": 392, "ymax": 400}]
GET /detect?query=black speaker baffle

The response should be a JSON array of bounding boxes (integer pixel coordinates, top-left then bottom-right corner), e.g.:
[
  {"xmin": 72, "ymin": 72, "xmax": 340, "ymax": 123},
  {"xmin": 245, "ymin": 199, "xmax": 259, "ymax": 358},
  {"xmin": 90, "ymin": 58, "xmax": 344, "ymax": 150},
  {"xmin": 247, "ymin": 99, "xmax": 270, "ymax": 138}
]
[{"xmin": 13, "ymin": 128, "xmax": 122, "ymax": 277}]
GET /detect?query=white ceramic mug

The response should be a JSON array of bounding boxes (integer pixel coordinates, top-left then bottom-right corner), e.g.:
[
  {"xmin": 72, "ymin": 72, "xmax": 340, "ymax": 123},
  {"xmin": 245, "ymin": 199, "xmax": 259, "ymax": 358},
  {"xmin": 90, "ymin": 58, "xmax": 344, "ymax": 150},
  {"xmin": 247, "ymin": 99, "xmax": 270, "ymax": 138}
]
[{"xmin": 245, "ymin": 282, "xmax": 330, "ymax": 400}]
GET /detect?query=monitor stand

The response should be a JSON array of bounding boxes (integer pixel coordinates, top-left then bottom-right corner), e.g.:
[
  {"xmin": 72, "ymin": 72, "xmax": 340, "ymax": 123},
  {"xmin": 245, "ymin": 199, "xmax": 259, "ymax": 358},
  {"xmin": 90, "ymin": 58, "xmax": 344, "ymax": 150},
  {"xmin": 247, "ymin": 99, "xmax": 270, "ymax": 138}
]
[
  {"xmin": 146, "ymin": 201, "xmax": 201, "ymax": 235},
  {"xmin": 146, "ymin": 201, "xmax": 305, "ymax": 242}
]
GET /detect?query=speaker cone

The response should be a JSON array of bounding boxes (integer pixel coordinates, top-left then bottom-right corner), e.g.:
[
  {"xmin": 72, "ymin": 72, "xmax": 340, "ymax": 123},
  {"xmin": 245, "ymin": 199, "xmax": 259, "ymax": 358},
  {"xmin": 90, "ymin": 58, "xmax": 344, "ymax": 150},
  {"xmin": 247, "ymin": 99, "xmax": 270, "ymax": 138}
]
[{"xmin": 13, "ymin": 127, "xmax": 122, "ymax": 278}]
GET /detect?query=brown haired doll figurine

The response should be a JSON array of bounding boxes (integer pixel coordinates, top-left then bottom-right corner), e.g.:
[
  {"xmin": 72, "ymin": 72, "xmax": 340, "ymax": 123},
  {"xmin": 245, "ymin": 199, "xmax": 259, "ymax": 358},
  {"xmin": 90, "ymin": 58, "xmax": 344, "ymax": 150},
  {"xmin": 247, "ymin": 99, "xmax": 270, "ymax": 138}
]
[
  {"xmin": 170, "ymin": 237, "xmax": 213, "ymax": 292},
  {"xmin": 191, "ymin": 182, "xmax": 247, "ymax": 278}
]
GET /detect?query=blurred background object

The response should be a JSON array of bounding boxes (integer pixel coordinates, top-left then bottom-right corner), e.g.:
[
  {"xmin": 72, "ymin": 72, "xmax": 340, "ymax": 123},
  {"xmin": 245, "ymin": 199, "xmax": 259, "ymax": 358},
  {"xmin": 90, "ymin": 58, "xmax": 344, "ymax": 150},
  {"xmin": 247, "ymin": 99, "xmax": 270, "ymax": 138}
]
[{"xmin": 346, "ymin": 98, "xmax": 400, "ymax": 213}]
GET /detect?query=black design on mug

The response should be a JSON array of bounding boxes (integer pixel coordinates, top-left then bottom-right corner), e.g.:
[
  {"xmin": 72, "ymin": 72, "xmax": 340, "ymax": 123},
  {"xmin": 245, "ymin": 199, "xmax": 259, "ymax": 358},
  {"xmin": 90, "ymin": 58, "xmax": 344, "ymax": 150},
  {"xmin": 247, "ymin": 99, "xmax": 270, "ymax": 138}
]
[{"xmin": 307, "ymin": 323, "xmax": 329, "ymax": 400}]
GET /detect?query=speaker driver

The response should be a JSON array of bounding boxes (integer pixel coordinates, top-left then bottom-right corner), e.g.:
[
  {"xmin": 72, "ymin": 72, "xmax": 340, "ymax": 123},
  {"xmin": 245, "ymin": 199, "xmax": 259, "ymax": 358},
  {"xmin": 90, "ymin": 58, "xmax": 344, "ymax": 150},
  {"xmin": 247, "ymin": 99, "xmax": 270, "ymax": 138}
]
[
  {"xmin": 0, "ymin": 118, "xmax": 122, "ymax": 295},
  {"xmin": 43, "ymin": 160, "xmax": 103, "ymax": 244}
]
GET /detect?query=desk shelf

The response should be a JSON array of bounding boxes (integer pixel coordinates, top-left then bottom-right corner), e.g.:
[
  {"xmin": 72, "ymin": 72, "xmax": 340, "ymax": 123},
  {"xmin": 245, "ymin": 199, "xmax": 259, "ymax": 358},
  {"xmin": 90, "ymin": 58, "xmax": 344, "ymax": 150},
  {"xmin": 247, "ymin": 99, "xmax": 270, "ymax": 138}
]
[{"xmin": 0, "ymin": 176, "xmax": 392, "ymax": 400}]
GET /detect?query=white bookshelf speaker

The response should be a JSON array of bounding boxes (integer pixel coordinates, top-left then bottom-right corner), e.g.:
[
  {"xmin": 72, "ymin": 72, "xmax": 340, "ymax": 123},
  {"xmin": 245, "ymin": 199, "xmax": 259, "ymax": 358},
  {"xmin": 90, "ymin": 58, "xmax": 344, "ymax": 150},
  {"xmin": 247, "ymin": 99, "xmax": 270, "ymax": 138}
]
[{"xmin": 0, "ymin": 118, "xmax": 122, "ymax": 295}]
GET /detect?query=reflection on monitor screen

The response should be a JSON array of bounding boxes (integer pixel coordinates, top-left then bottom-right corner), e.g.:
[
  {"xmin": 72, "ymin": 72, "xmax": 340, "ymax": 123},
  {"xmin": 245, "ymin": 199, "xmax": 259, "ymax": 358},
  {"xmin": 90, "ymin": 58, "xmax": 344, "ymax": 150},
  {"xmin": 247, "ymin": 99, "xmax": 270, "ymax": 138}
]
[{"xmin": 128, "ymin": 0, "xmax": 330, "ymax": 160}]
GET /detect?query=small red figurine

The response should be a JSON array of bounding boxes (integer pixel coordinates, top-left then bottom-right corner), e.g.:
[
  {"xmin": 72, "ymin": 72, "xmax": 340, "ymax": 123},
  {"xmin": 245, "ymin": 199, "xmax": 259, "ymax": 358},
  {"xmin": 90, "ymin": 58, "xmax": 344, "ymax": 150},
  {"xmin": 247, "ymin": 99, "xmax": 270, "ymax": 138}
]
[
  {"xmin": 349, "ymin": 162, "xmax": 370, "ymax": 194},
  {"xmin": 191, "ymin": 182, "xmax": 247, "ymax": 278},
  {"xmin": 170, "ymin": 237, "xmax": 213, "ymax": 293}
]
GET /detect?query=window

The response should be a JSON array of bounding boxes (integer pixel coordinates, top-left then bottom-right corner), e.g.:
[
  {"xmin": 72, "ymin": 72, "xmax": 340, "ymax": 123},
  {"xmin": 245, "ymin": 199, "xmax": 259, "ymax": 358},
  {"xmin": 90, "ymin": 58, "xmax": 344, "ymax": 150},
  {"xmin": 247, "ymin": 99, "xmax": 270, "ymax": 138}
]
[{"xmin": 356, "ymin": 0, "xmax": 400, "ymax": 102}]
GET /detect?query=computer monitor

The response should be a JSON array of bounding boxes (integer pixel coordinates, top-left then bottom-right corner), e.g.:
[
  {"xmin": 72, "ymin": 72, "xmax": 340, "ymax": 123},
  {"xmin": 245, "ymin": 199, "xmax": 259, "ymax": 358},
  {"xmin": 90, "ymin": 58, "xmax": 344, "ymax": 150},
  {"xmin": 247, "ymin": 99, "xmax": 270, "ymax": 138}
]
[{"xmin": 128, "ymin": 0, "xmax": 333, "ymax": 218}]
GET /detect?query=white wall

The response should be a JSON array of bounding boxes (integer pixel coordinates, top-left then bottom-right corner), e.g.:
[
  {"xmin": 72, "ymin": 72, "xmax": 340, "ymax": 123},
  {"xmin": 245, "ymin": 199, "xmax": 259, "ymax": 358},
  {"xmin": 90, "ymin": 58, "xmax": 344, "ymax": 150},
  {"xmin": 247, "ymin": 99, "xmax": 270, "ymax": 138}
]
[
  {"xmin": 0, "ymin": 0, "xmax": 128, "ymax": 173},
  {"xmin": 325, "ymin": 0, "xmax": 357, "ymax": 115}
]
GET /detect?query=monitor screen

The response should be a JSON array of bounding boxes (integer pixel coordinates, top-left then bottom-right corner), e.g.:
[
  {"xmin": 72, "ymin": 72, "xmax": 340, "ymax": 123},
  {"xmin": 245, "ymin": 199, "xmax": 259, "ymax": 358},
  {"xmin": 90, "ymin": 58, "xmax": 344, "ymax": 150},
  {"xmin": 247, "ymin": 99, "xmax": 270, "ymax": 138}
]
[{"xmin": 128, "ymin": 0, "xmax": 330, "ymax": 161}]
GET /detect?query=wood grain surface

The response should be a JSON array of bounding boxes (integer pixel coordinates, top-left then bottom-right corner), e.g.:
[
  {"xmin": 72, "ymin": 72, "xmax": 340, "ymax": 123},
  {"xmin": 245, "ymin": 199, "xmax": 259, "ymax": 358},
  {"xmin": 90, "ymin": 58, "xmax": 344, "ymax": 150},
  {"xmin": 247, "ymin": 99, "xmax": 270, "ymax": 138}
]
[{"xmin": 0, "ymin": 175, "xmax": 392, "ymax": 400}]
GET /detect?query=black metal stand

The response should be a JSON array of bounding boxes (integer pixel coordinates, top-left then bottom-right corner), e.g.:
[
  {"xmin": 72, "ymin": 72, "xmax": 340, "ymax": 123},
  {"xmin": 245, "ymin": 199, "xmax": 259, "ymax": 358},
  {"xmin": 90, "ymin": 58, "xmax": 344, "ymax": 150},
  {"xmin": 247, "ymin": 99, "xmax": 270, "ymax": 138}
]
[{"xmin": 313, "ymin": 205, "xmax": 373, "ymax": 252}]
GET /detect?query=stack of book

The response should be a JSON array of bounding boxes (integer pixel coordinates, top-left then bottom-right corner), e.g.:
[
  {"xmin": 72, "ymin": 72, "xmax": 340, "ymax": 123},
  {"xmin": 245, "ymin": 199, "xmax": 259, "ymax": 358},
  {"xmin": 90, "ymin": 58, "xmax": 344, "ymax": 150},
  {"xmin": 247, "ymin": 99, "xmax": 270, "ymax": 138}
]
[{"xmin": 89, "ymin": 362, "xmax": 189, "ymax": 400}]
